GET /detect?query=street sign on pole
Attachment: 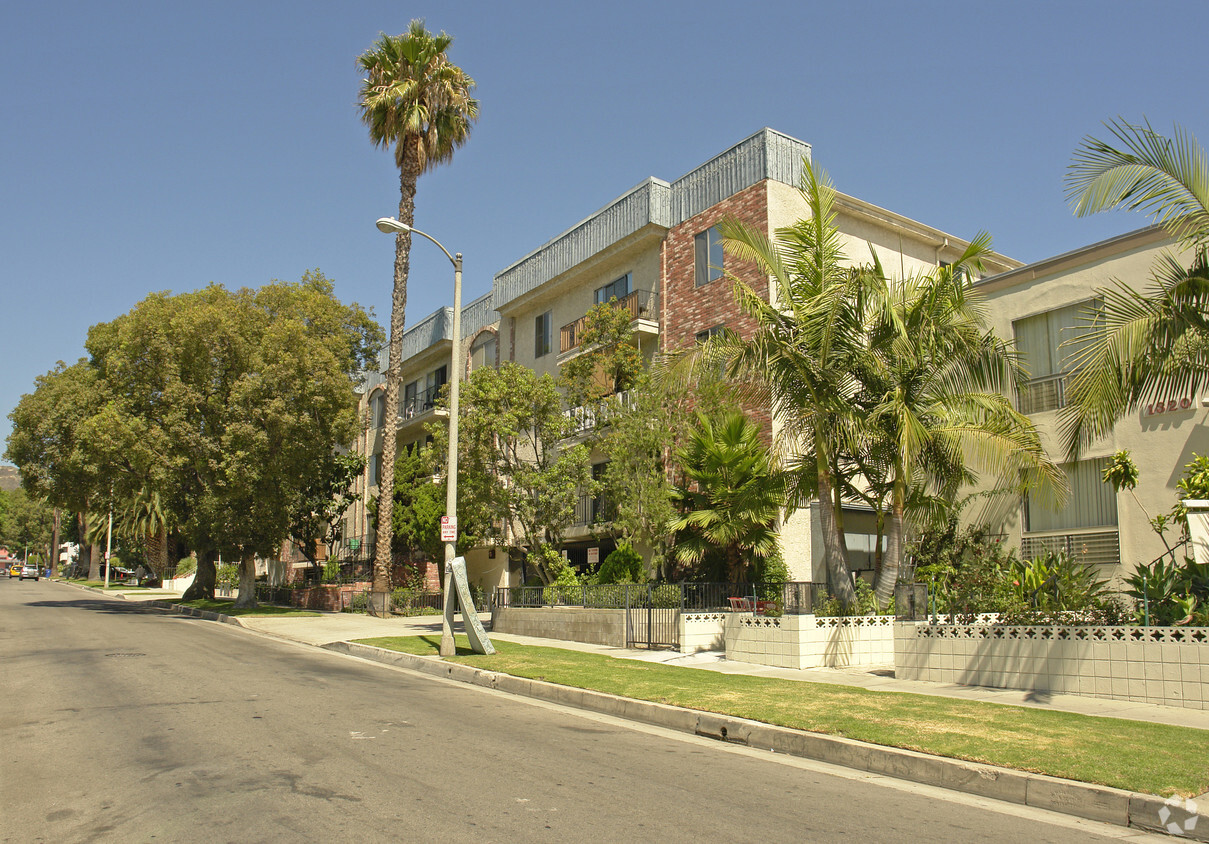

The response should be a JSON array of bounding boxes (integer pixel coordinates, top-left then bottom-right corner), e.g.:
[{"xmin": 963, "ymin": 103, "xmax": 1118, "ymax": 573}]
[{"xmin": 440, "ymin": 516, "xmax": 457, "ymax": 543}]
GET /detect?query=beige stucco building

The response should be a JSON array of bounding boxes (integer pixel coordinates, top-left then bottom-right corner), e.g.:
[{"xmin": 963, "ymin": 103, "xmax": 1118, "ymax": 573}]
[{"xmin": 975, "ymin": 226, "xmax": 1205, "ymax": 583}]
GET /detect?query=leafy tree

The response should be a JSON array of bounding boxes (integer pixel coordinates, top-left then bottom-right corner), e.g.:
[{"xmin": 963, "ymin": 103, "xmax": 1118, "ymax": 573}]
[
  {"xmin": 438, "ymin": 362, "xmax": 591, "ymax": 584},
  {"xmin": 288, "ymin": 452, "xmax": 365, "ymax": 573},
  {"xmin": 0, "ymin": 487, "xmax": 54, "ymax": 562},
  {"xmin": 1061, "ymin": 118, "xmax": 1209, "ymax": 456},
  {"xmin": 597, "ymin": 358, "xmax": 739, "ymax": 579},
  {"xmin": 357, "ymin": 21, "xmax": 477, "ymax": 597},
  {"xmin": 386, "ymin": 442, "xmax": 445, "ymax": 564},
  {"xmin": 34, "ymin": 271, "xmax": 382, "ymax": 606},
  {"xmin": 560, "ymin": 300, "xmax": 646, "ymax": 411},
  {"xmin": 668, "ymin": 410, "xmax": 785, "ymax": 583},
  {"xmin": 6, "ymin": 361, "xmax": 109, "ymax": 577}
]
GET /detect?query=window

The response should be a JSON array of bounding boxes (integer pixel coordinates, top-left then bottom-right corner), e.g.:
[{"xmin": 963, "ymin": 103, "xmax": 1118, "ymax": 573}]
[
  {"xmin": 368, "ymin": 453, "xmax": 382, "ymax": 488},
  {"xmin": 370, "ymin": 391, "xmax": 385, "ymax": 428},
  {"xmin": 424, "ymin": 366, "xmax": 447, "ymax": 410},
  {"xmin": 696, "ymin": 324, "xmax": 725, "ymax": 343},
  {"xmin": 595, "ymin": 273, "xmax": 631, "ymax": 305},
  {"xmin": 695, "ymin": 226, "xmax": 724, "ymax": 286},
  {"xmin": 469, "ymin": 332, "xmax": 497, "ymax": 371},
  {"xmin": 1013, "ymin": 299, "xmax": 1102, "ymax": 413},
  {"xmin": 1025, "ymin": 458, "xmax": 1117, "ymax": 533},
  {"xmin": 535, "ymin": 310, "xmax": 552, "ymax": 358},
  {"xmin": 403, "ymin": 381, "xmax": 419, "ymax": 418}
]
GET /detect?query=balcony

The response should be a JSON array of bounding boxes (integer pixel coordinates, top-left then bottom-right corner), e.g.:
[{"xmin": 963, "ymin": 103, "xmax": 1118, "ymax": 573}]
[
  {"xmin": 572, "ymin": 493, "xmax": 615, "ymax": 528},
  {"xmin": 1017, "ymin": 373, "xmax": 1067, "ymax": 415},
  {"xmin": 399, "ymin": 384, "xmax": 447, "ymax": 426},
  {"xmin": 563, "ymin": 391, "xmax": 634, "ymax": 437},
  {"xmin": 1020, "ymin": 529, "xmax": 1120, "ymax": 568},
  {"xmin": 559, "ymin": 289, "xmax": 659, "ymax": 355}
]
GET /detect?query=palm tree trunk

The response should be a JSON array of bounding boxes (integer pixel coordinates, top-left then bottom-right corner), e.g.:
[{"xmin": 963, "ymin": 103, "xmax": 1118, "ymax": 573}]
[
  {"xmin": 815, "ymin": 441, "xmax": 856, "ymax": 608},
  {"xmin": 875, "ymin": 480, "xmax": 905, "ymax": 608},
  {"xmin": 372, "ymin": 139, "xmax": 422, "ymax": 599}
]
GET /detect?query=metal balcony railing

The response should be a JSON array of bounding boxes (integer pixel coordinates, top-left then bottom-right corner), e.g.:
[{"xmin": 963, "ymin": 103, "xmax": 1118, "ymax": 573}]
[
  {"xmin": 1020, "ymin": 529, "xmax": 1120, "ymax": 568},
  {"xmin": 1017, "ymin": 373, "xmax": 1067, "ymax": 415},
  {"xmin": 563, "ymin": 390, "xmax": 633, "ymax": 436},
  {"xmin": 400, "ymin": 384, "xmax": 445, "ymax": 421},
  {"xmin": 560, "ymin": 289, "xmax": 659, "ymax": 354}
]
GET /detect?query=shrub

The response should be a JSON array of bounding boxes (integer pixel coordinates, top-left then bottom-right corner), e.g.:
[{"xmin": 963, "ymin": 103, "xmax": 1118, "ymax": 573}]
[
  {"xmin": 175, "ymin": 556, "xmax": 197, "ymax": 577},
  {"xmin": 1128, "ymin": 557, "xmax": 1209, "ymax": 625},
  {"xmin": 596, "ymin": 543, "xmax": 645, "ymax": 584},
  {"xmin": 814, "ymin": 578, "xmax": 893, "ymax": 617},
  {"xmin": 216, "ymin": 563, "xmax": 240, "ymax": 590},
  {"xmin": 322, "ymin": 558, "xmax": 341, "ymax": 583}
]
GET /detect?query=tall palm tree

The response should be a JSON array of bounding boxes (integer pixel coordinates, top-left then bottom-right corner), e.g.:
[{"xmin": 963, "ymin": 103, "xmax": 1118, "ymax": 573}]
[
  {"xmin": 1061, "ymin": 118, "xmax": 1209, "ymax": 456},
  {"xmin": 357, "ymin": 22, "xmax": 477, "ymax": 597},
  {"xmin": 714, "ymin": 159, "xmax": 869, "ymax": 607},
  {"xmin": 860, "ymin": 244, "xmax": 1067, "ymax": 605},
  {"xmin": 668, "ymin": 410, "xmax": 784, "ymax": 583}
]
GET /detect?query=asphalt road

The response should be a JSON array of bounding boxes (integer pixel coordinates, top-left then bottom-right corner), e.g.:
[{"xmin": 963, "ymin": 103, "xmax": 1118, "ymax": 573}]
[{"xmin": 0, "ymin": 579, "xmax": 1169, "ymax": 843}]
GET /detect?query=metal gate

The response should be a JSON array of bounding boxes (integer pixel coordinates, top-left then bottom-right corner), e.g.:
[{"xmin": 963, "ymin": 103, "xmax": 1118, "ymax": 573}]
[{"xmin": 625, "ymin": 585, "xmax": 680, "ymax": 650}]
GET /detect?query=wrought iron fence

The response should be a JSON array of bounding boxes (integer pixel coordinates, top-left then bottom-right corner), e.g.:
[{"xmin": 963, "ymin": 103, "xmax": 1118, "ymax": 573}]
[{"xmin": 494, "ymin": 581, "xmax": 832, "ymax": 615}]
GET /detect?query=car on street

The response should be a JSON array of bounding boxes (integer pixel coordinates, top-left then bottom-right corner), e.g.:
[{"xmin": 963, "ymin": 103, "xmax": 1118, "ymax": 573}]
[
  {"xmin": 7, "ymin": 564, "xmax": 21, "ymax": 578},
  {"xmin": 19, "ymin": 564, "xmax": 40, "ymax": 581}
]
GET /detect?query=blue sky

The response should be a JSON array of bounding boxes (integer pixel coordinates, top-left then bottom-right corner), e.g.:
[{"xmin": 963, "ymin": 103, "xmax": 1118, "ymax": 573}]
[{"xmin": 2, "ymin": 0, "xmax": 1206, "ymax": 462}]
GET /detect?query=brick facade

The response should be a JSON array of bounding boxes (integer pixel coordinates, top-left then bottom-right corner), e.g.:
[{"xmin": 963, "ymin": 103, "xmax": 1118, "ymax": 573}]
[{"xmin": 661, "ymin": 180, "xmax": 773, "ymax": 438}]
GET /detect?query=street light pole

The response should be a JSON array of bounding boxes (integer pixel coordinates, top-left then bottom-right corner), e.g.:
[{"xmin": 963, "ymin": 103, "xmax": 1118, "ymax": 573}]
[{"xmin": 376, "ymin": 218, "xmax": 462, "ymax": 657}]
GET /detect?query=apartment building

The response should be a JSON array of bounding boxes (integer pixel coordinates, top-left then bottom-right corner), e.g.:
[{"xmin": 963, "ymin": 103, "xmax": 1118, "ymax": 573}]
[
  {"xmin": 346, "ymin": 129, "xmax": 1024, "ymax": 591},
  {"xmin": 975, "ymin": 226, "xmax": 1207, "ymax": 583}
]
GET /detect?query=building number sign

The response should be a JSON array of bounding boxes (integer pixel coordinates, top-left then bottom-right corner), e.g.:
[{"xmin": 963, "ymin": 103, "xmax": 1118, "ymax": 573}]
[{"xmin": 1146, "ymin": 397, "xmax": 1194, "ymax": 416}]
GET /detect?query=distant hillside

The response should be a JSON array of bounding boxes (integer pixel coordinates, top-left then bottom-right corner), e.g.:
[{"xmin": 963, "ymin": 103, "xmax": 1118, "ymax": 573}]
[{"xmin": 0, "ymin": 466, "xmax": 20, "ymax": 492}]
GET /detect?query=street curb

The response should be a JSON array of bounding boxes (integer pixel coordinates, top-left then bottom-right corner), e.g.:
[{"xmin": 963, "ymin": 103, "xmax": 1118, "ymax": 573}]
[
  {"xmin": 321, "ymin": 640, "xmax": 1206, "ymax": 840},
  {"xmin": 136, "ymin": 594, "xmax": 1203, "ymax": 840}
]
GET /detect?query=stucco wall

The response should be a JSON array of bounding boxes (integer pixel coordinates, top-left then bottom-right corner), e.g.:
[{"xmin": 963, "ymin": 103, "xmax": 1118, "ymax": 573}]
[{"xmin": 492, "ymin": 606, "xmax": 627, "ymax": 648}]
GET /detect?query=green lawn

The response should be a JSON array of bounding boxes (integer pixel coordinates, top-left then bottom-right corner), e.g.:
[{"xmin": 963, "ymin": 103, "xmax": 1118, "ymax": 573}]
[
  {"xmin": 357, "ymin": 634, "xmax": 1209, "ymax": 798},
  {"xmin": 176, "ymin": 598, "xmax": 320, "ymax": 618}
]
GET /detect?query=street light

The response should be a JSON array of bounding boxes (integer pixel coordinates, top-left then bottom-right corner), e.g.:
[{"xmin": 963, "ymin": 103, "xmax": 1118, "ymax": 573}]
[{"xmin": 375, "ymin": 217, "xmax": 463, "ymax": 657}]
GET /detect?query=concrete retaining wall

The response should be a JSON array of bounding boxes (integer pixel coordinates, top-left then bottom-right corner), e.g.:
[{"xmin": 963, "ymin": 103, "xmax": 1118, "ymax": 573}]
[
  {"xmin": 895, "ymin": 622, "xmax": 1209, "ymax": 710},
  {"xmin": 493, "ymin": 606, "xmax": 627, "ymax": 648},
  {"xmin": 725, "ymin": 614, "xmax": 896, "ymax": 669}
]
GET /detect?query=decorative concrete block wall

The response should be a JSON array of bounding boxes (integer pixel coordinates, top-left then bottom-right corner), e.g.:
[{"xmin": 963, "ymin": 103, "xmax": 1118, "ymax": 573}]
[
  {"xmin": 681, "ymin": 613, "xmax": 727, "ymax": 653},
  {"xmin": 492, "ymin": 607, "xmax": 627, "ymax": 648},
  {"xmin": 895, "ymin": 622, "xmax": 1209, "ymax": 710},
  {"xmin": 724, "ymin": 614, "xmax": 896, "ymax": 669}
]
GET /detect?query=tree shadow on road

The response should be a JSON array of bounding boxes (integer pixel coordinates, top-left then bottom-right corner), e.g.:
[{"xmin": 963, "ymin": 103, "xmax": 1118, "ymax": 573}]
[{"xmin": 24, "ymin": 598, "xmax": 168, "ymax": 616}]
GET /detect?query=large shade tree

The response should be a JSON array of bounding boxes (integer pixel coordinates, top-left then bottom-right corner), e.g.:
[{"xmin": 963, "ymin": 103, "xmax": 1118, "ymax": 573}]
[
  {"xmin": 357, "ymin": 21, "xmax": 477, "ymax": 599},
  {"xmin": 1061, "ymin": 118, "xmax": 1209, "ymax": 457}
]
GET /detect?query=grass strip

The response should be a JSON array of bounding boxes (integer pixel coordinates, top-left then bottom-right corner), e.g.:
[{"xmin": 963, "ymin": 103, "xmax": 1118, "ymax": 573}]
[
  {"xmin": 357, "ymin": 634, "xmax": 1209, "ymax": 798},
  {"xmin": 176, "ymin": 598, "xmax": 320, "ymax": 618}
]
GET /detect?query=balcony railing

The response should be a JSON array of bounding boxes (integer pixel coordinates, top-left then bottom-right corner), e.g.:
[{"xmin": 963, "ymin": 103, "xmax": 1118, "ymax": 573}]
[
  {"xmin": 560, "ymin": 289, "xmax": 659, "ymax": 354},
  {"xmin": 1020, "ymin": 529, "xmax": 1120, "ymax": 568},
  {"xmin": 400, "ymin": 384, "xmax": 445, "ymax": 421},
  {"xmin": 572, "ymin": 493, "xmax": 615, "ymax": 527},
  {"xmin": 563, "ymin": 390, "xmax": 633, "ymax": 436},
  {"xmin": 1017, "ymin": 373, "xmax": 1067, "ymax": 415}
]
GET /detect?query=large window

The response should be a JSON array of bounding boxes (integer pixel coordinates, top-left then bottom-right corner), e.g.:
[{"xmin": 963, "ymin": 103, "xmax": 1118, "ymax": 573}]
[
  {"xmin": 695, "ymin": 226, "xmax": 724, "ymax": 287},
  {"xmin": 1013, "ymin": 299, "xmax": 1101, "ymax": 413},
  {"xmin": 595, "ymin": 273, "xmax": 631, "ymax": 305},
  {"xmin": 535, "ymin": 310, "xmax": 552, "ymax": 358},
  {"xmin": 370, "ymin": 391, "xmax": 385, "ymax": 428},
  {"xmin": 469, "ymin": 332, "xmax": 497, "ymax": 371},
  {"xmin": 1025, "ymin": 458, "xmax": 1117, "ymax": 533},
  {"xmin": 368, "ymin": 453, "xmax": 382, "ymax": 488}
]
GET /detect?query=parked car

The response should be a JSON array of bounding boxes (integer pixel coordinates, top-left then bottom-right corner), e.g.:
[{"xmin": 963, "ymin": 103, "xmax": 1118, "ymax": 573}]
[
  {"xmin": 7, "ymin": 564, "xmax": 21, "ymax": 578},
  {"xmin": 19, "ymin": 564, "xmax": 40, "ymax": 581}
]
